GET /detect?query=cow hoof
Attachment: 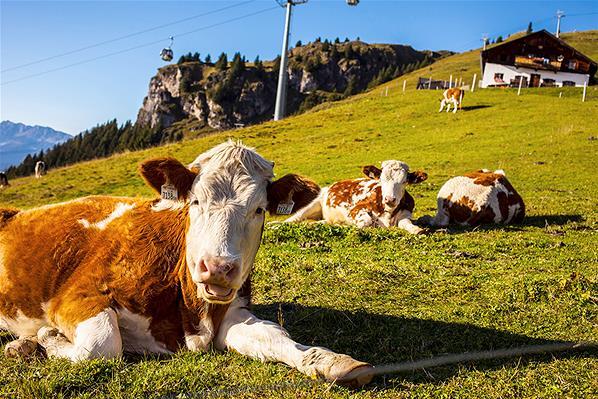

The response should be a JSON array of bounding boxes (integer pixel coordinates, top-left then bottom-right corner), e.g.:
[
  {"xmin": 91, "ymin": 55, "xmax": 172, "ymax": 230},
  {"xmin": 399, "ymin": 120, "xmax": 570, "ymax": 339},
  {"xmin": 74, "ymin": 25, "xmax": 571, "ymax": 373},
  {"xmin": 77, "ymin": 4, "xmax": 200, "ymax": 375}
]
[
  {"xmin": 302, "ymin": 348, "xmax": 374, "ymax": 388},
  {"xmin": 332, "ymin": 363, "xmax": 375, "ymax": 388},
  {"xmin": 37, "ymin": 326, "xmax": 62, "ymax": 342},
  {"xmin": 4, "ymin": 337, "xmax": 38, "ymax": 359}
]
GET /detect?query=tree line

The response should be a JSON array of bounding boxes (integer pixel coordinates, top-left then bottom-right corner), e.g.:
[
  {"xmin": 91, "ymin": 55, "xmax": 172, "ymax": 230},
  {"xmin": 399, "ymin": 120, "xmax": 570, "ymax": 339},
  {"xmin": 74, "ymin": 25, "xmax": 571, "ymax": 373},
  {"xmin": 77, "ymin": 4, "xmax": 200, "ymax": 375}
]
[{"xmin": 5, "ymin": 120, "xmax": 167, "ymax": 178}]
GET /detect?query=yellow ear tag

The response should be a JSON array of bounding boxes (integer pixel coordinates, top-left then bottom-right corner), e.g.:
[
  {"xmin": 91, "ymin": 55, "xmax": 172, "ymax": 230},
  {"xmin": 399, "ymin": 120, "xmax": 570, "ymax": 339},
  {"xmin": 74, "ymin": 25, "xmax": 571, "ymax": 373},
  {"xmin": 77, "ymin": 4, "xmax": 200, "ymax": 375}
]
[{"xmin": 160, "ymin": 184, "xmax": 178, "ymax": 201}]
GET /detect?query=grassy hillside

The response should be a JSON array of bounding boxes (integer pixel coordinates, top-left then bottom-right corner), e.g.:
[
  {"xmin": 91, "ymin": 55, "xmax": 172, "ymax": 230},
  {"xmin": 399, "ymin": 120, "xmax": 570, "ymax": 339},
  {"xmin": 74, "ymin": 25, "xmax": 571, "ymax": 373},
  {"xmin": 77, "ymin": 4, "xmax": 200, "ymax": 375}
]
[{"xmin": 1, "ymin": 31, "xmax": 597, "ymax": 399}]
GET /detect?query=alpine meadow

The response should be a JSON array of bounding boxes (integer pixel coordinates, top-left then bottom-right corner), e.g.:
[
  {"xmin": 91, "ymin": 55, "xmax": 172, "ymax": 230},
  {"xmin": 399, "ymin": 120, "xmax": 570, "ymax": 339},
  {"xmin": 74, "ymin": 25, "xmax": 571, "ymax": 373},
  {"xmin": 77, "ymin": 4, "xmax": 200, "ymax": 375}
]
[{"xmin": 1, "ymin": 30, "xmax": 597, "ymax": 399}]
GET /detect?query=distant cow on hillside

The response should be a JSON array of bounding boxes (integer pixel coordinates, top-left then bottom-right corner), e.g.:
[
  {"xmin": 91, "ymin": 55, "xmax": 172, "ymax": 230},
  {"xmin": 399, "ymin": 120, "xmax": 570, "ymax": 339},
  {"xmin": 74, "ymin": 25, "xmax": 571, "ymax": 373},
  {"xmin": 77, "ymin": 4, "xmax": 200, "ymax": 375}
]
[
  {"xmin": 439, "ymin": 88, "xmax": 464, "ymax": 113},
  {"xmin": 0, "ymin": 141, "xmax": 372, "ymax": 387},
  {"xmin": 286, "ymin": 160, "xmax": 428, "ymax": 234},
  {"xmin": 0, "ymin": 172, "xmax": 8, "ymax": 188},
  {"xmin": 35, "ymin": 161, "xmax": 46, "ymax": 178},
  {"xmin": 418, "ymin": 169, "xmax": 525, "ymax": 227}
]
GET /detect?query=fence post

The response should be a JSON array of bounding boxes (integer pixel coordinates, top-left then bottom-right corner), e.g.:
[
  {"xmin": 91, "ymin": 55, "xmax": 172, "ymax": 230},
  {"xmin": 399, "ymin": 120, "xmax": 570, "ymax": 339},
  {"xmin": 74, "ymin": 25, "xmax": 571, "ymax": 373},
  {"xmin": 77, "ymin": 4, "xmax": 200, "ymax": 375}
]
[
  {"xmin": 517, "ymin": 76, "xmax": 523, "ymax": 96},
  {"xmin": 385, "ymin": 87, "xmax": 389, "ymax": 96},
  {"xmin": 429, "ymin": 76, "xmax": 433, "ymax": 90},
  {"xmin": 582, "ymin": 81, "xmax": 587, "ymax": 102},
  {"xmin": 471, "ymin": 73, "xmax": 477, "ymax": 92},
  {"xmin": 449, "ymin": 75, "xmax": 453, "ymax": 88},
  {"xmin": 402, "ymin": 80, "xmax": 406, "ymax": 94}
]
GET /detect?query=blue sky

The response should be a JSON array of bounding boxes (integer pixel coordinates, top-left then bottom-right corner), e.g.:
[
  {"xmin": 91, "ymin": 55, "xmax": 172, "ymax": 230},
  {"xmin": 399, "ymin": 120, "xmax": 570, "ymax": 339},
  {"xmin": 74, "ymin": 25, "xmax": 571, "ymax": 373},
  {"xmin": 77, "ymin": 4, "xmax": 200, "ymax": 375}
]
[{"xmin": 1, "ymin": 0, "xmax": 596, "ymax": 135}]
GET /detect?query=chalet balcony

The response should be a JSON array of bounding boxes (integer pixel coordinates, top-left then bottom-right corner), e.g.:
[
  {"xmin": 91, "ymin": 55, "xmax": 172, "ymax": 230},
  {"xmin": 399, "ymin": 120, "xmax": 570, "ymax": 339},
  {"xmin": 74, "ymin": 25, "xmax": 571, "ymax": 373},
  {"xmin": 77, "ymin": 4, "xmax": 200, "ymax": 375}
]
[{"xmin": 514, "ymin": 56, "xmax": 562, "ymax": 71}]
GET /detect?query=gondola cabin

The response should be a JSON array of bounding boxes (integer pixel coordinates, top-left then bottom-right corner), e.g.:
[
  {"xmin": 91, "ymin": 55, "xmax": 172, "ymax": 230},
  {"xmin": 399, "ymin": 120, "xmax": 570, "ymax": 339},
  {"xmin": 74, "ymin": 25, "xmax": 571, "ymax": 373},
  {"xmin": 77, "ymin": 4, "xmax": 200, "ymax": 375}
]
[{"xmin": 480, "ymin": 30, "xmax": 596, "ymax": 88}]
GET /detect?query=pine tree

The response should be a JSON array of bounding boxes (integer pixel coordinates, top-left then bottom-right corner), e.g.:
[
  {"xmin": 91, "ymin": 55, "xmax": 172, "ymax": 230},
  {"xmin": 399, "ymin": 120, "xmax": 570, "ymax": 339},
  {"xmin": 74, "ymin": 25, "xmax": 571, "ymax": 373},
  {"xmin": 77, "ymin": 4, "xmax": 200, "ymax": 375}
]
[
  {"xmin": 229, "ymin": 52, "xmax": 245, "ymax": 78},
  {"xmin": 496, "ymin": 35, "xmax": 503, "ymax": 43},
  {"xmin": 295, "ymin": 40, "xmax": 302, "ymax": 47},
  {"xmin": 334, "ymin": 37, "xmax": 340, "ymax": 44},
  {"xmin": 215, "ymin": 52, "xmax": 228, "ymax": 70},
  {"xmin": 205, "ymin": 54, "xmax": 212, "ymax": 64},
  {"xmin": 527, "ymin": 22, "xmax": 533, "ymax": 34},
  {"xmin": 193, "ymin": 52, "xmax": 201, "ymax": 62}
]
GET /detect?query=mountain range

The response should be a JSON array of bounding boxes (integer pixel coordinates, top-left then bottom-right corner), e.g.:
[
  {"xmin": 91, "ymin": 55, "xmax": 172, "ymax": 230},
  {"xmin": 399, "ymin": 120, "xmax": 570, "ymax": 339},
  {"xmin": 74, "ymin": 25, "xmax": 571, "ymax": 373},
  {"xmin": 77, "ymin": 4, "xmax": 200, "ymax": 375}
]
[{"xmin": 0, "ymin": 120, "xmax": 71, "ymax": 170}]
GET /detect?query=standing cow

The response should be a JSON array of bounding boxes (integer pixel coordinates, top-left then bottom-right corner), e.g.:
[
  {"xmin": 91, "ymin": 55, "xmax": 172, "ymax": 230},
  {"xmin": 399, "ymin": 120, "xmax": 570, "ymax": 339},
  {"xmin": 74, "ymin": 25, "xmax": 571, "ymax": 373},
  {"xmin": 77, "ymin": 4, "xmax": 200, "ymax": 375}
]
[
  {"xmin": 35, "ymin": 161, "xmax": 46, "ymax": 178},
  {"xmin": 0, "ymin": 141, "xmax": 372, "ymax": 387},
  {"xmin": 418, "ymin": 169, "xmax": 525, "ymax": 227},
  {"xmin": 286, "ymin": 160, "xmax": 428, "ymax": 234},
  {"xmin": 0, "ymin": 172, "xmax": 8, "ymax": 188},
  {"xmin": 439, "ymin": 88, "xmax": 464, "ymax": 113}
]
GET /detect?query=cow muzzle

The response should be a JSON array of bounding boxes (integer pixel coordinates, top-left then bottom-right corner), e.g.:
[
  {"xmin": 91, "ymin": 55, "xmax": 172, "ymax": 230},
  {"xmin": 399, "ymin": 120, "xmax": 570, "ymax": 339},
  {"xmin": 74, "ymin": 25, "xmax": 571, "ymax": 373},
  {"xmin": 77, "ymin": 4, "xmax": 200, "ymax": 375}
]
[{"xmin": 194, "ymin": 256, "xmax": 240, "ymax": 304}]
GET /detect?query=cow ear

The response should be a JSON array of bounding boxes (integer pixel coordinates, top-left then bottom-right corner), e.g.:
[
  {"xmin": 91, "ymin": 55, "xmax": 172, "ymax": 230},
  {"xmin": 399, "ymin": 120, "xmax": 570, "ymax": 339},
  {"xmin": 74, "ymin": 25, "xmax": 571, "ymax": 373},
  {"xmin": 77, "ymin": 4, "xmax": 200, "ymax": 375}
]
[
  {"xmin": 266, "ymin": 174, "xmax": 320, "ymax": 215},
  {"xmin": 407, "ymin": 170, "xmax": 428, "ymax": 184},
  {"xmin": 362, "ymin": 165, "xmax": 382, "ymax": 179},
  {"xmin": 139, "ymin": 157, "xmax": 198, "ymax": 200}
]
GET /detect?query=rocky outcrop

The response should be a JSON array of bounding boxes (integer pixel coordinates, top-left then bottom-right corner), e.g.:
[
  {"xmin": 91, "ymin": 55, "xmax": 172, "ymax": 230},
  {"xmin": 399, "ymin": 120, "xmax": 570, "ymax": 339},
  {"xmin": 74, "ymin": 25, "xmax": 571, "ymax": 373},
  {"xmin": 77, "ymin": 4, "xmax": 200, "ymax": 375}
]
[{"xmin": 136, "ymin": 41, "xmax": 447, "ymax": 132}]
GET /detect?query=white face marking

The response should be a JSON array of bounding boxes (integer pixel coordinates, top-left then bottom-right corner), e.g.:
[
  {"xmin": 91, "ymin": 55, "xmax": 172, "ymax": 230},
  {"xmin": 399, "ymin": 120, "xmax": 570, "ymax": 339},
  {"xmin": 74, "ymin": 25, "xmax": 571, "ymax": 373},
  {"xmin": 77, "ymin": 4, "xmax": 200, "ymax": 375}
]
[
  {"xmin": 78, "ymin": 202, "xmax": 135, "ymax": 230},
  {"xmin": 184, "ymin": 142, "xmax": 274, "ymax": 304},
  {"xmin": 379, "ymin": 160, "xmax": 410, "ymax": 209}
]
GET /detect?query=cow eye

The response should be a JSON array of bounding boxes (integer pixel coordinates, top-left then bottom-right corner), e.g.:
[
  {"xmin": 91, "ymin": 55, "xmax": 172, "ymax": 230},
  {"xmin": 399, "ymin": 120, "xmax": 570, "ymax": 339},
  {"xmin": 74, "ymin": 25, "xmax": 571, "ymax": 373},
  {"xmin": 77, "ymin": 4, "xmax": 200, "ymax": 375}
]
[
  {"xmin": 190, "ymin": 199, "xmax": 199, "ymax": 206},
  {"xmin": 256, "ymin": 207, "xmax": 264, "ymax": 215}
]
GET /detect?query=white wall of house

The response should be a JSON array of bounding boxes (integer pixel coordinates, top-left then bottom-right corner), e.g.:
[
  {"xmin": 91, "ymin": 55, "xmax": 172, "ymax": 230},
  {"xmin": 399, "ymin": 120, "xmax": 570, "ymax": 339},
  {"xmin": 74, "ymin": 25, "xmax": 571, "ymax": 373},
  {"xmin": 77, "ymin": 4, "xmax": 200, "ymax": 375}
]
[{"xmin": 481, "ymin": 62, "xmax": 590, "ymax": 88}]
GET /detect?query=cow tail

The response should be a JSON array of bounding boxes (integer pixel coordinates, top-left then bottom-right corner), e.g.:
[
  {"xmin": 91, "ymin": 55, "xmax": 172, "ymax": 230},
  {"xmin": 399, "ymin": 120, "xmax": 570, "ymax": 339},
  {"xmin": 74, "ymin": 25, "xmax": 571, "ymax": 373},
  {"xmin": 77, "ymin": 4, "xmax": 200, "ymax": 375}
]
[{"xmin": 0, "ymin": 208, "xmax": 20, "ymax": 229}]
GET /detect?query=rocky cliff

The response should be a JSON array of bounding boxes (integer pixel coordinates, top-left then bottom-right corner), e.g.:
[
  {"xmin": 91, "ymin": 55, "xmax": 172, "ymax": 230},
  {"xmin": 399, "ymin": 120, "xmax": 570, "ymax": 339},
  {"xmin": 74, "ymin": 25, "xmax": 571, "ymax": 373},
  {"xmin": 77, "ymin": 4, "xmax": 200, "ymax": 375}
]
[{"xmin": 136, "ymin": 41, "xmax": 447, "ymax": 132}]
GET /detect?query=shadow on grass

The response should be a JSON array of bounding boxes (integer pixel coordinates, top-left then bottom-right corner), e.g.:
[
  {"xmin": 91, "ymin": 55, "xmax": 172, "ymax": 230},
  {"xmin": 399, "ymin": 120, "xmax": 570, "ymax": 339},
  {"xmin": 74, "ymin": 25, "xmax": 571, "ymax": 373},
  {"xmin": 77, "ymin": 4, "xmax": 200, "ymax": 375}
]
[
  {"xmin": 418, "ymin": 214, "xmax": 585, "ymax": 234},
  {"xmin": 523, "ymin": 214, "xmax": 584, "ymax": 227},
  {"xmin": 461, "ymin": 105, "xmax": 491, "ymax": 111},
  {"xmin": 252, "ymin": 302, "xmax": 597, "ymax": 386}
]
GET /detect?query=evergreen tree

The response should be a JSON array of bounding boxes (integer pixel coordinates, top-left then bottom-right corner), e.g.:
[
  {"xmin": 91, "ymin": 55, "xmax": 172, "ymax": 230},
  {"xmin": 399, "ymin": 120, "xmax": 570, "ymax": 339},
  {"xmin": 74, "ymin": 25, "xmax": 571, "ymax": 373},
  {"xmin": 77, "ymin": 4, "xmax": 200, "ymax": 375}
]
[
  {"xmin": 229, "ymin": 52, "xmax": 245, "ymax": 78},
  {"xmin": 205, "ymin": 54, "xmax": 212, "ymax": 64},
  {"xmin": 344, "ymin": 37, "xmax": 350, "ymax": 43},
  {"xmin": 295, "ymin": 40, "xmax": 302, "ymax": 47},
  {"xmin": 496, "ymin": 35, "xmax": 503, "ymax": 43},
  {"xmin": 193, "ymin": 52, "xmax": 201, "ymax": 62},
  {"xmin": 334, "ymin": 37, "xmax": 340, "ymax": 44},
  {"xmin": 527, "ymin": 22, "xmax": 533, "ymax": 34},
  {"xmin": 215, "ymin": 52, "xmax": 228, "ymax": 70}
]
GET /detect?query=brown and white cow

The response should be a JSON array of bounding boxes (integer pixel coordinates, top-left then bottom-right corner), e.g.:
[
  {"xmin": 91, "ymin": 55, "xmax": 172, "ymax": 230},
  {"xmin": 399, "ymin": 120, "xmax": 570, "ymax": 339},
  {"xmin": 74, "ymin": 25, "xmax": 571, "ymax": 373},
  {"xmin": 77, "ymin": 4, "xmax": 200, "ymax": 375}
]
[
  {"xmin": 286, "ymin": 160, "xmax": 428, "ymax": 234},
  {"xmin": 35, "ymin": 161, "xmax": 46, "ymax": 178},
  {"xmin": 418, "ymin": 169, "xmax": 525, "ymax": 227},
  {"xmin": 0, "ymin": 172, "xmax": 8, "ymax": 188},
  {"xmin": 439, "ymin": 88, "xmax": 464, "ymax": 113},
  {"xmin": 0, "ymin": 141, "xmax": 372, "ymax": 387}
]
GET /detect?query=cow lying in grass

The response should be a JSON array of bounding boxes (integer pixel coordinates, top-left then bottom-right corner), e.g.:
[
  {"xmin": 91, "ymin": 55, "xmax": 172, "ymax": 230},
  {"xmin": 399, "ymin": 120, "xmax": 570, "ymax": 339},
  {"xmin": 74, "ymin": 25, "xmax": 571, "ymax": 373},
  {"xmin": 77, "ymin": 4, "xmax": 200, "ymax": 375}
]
[
  {"xmin": 0, "ymin": 141, "xmax": 372, "ymax": 387},
  {"xmin": 286, "ymin": 160, "xmax": 428, "ymax": 234},
  {"xmin": 418, "ymin": 169, "xmax": 525, "ymax": 227},
  {"xmin": 439, "ymin": 88, "xmax": 464, "ymax": 113}
]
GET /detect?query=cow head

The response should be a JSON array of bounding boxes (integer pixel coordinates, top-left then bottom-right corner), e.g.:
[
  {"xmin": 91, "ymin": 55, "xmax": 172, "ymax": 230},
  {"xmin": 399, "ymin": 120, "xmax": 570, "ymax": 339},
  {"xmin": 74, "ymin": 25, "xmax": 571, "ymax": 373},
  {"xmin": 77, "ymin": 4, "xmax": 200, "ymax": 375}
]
[
  {"xmin": 140, "ymin": 141, "xmax": 298, "ymax": 304},
  {"xmin": 362, "ymin": 160, "xmax": 427, "ymax": 210}
]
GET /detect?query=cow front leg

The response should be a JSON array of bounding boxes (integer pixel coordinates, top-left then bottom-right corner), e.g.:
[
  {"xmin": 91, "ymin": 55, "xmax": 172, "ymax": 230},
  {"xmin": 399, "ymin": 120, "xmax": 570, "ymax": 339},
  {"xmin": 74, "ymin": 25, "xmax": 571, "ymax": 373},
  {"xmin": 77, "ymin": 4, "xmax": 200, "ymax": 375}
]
[
  {"xmin": 452, "ymin": 99, "xmax": 458, "ymax": 113},
  {"xmin": 215, "ymin": 298, "xmax": 373, "ymax": 387},
  {"xmin": 439, "ymin": 99, "xmax": 446, "ymax": 112},
  {"xmin": 393, "ymin": 210, "xmax": 424, "ymax": 234},
  {"xmin": 37, "ymin": 309, "xmax": 122, "ymax": 361}
]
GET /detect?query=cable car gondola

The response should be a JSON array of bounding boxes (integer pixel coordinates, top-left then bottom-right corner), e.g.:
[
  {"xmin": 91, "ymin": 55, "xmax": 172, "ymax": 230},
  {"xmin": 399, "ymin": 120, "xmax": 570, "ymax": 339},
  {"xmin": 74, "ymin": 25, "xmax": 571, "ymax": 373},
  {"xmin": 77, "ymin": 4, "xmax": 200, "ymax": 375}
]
[
  {"xmin": 347, "ymin": 0, "xmax": 359, "ymax": 5},
  {"xmin": 160, "ymin": 36, "xmax": 174, "ymax": 62}
]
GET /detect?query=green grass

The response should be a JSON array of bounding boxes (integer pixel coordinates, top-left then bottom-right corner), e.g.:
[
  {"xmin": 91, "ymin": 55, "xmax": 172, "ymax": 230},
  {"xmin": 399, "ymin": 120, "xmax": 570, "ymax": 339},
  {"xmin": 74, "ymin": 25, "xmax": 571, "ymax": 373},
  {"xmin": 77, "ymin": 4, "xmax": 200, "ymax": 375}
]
[{"xmin": 1, "ymin": 32, "xmax": 598, "ymax": 398}]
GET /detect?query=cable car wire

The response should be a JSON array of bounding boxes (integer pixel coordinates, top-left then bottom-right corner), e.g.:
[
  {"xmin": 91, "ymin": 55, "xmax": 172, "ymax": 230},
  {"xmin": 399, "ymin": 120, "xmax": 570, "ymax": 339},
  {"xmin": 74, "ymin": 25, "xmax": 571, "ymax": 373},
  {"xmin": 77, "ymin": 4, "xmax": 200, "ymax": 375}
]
[
  {"xmin": 1, "ymin": 0, "xmax": 256, "ymax": 73},
  {"xmin": 1, "ymin": 5, "xmax": 280, "ymax": 86}
]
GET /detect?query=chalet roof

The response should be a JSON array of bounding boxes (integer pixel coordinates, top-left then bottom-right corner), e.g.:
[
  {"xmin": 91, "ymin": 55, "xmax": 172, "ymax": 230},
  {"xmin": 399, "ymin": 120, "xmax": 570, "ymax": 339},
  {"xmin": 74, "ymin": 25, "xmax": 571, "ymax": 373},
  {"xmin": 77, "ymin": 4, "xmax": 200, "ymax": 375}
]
[{"xmin": 481, "ymin": 29, "xmax": 598, "ymax": 69}]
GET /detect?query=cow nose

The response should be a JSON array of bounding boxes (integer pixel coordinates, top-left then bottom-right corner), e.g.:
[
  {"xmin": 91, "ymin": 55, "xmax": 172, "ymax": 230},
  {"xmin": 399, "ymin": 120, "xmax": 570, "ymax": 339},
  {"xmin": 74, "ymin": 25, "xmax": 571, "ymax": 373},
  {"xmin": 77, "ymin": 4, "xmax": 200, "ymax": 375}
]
[
  {"xmin": 197, "ymin": 256, "xmax": 239, "ymax": 285},
  {"xmin": 383, "ymin": 195, "xmax": 396, "ymax": 205}
]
